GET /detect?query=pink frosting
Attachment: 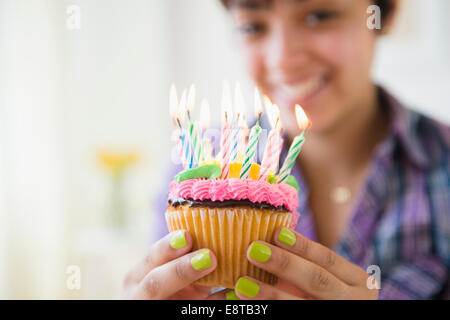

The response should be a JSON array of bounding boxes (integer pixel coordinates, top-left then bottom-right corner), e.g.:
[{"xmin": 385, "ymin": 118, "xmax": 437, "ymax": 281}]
[{"xmin": 169, "ymin": 178, "xmax": 300, "ymax": 227}]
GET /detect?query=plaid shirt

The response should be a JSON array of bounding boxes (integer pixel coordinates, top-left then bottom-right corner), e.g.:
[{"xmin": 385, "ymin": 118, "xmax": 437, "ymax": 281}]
[{"xmin": 155, "ymin": 87, "xmax": 450, "ymax": 299}]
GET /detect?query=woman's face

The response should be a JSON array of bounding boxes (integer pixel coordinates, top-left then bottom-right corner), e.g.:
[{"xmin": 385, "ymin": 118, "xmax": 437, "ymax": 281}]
[{"xmin": 230, "ymin": 0, "xmax": 378, "ymax": 133}]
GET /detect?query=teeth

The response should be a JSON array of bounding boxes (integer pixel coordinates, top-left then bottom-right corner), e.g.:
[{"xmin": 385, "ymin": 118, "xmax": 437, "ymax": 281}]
[{"xmin": 279, "ymin": 77, "xmax": 322, "ymax": 100}]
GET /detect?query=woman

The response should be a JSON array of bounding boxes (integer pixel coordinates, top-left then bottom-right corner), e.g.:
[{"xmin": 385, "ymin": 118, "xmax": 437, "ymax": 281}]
[{"xmin": 123, "ymin": 0, "xmax": 450, "ymax": 299}]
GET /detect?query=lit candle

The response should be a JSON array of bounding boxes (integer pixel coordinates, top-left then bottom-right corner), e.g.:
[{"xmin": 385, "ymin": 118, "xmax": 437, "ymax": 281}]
[
  {"xmin": 179, "ymin": 89, "xmax": 194, "ymax": 169},
  {"xmin": 234, "ymin": 82, "xmax": 249, "ymax": 156},
  {"xmin": 186, "ymin": 84, "xmax": 202, "ymax": 167},
  {"xmin": 199, "ymin": 98, "xmax": 212, "ymax": 162},
  {"xmin": 220, "ymin": 80, "xmax": 232, "ymax": 179},
  {"xmin": 230, "ymin": 82, "xmax": 245, "ymax": 162},
  {"xmin": 277, "ymin": 105, "xmax": 311, "ymax": 184},
  {"xmin": 240, "ymin": 88, "xmax": 263, "ymax": 179},
  {"xmin": 259, "ymin": 98, "xmax": 283, "ymax": 180}
]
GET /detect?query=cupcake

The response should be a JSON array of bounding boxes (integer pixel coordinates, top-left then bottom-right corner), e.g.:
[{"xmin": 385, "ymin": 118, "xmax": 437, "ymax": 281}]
[
  {"xmin": 166, "ymin": 84, "xmax": 308, "ymax": 288},
  {"xmin": 165, "ymin": 164, "xmax": 300, "ymax": 288}
]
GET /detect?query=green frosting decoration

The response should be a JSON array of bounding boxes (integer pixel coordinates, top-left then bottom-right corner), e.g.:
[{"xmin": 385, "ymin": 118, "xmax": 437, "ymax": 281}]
[
  {"xmin": 174, "ymin": 164, "xmax": 222, "ymax": 182},
  {"xmin": 268, "ymin": 174, "xmax": 299, "ymax": 192},
  {"xmin": 286, "ymin": 175, "xmax": 300, "ymax": 192}
]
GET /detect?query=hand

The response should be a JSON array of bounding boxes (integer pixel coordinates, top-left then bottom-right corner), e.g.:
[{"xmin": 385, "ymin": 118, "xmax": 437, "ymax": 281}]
[
  {"xmin": 123, "ymin": 230, "xmax": 217, "ymax": 299},
  {"xmin": 229, "ymin": 227, "xmax": 379, "ymax": 300}
]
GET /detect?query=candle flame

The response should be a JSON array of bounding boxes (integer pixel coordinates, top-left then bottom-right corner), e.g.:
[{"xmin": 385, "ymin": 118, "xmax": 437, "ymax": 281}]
[
  {"xmin": 263, "ymin": 95, "xmax": 272, "ymax": 116},
  {"xmin": 234, "ymin": 82, "xmax": 246, "ymax": 121},
  {"xmin": 221, "ymin": 80, "xmax": 232, "ymax": 124},
  {"xmin": 295, "ymin": 104, "xmax": 311, "ymax": 130},
  {"xmin": 187, "ymin": 83, "xmax": 196, "ymax": 113},
  {"xmin": 264, "ymin": 96, "xmax": 280, "ymax": 129},
  {"xmin": 238, "ymin": 113, "xmax": 248, "ymax": 128},
  {"xmin": 169, "ymin": 84, "xmax": 178, "ymax": 121},
  {"xmin": 200, "ymin": 98, "xmax": 210, "ymax": 130},
  {"xmin": 179, "ymin": 89, "xmax": 187, "ymax": 123},
  {"xmin": 254, "ymin": 88, "xmax": 263, "ymax": 120}
]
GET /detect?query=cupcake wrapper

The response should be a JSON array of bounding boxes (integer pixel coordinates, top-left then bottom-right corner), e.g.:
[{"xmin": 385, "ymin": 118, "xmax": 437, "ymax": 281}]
[{"xmin": 165, "ymin": 206, "xmax": 292, "ymax": 288}]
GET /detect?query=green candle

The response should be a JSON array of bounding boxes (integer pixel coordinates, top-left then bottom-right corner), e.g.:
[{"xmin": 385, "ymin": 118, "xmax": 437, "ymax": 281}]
[{"xmin": 277, "ymin": 105, "xmax": 311, "ymax": 184}]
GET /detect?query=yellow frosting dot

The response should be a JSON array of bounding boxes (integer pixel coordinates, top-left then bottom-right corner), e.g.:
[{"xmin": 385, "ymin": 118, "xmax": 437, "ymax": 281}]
[
  {"xmin": 229, "ymin": 162, "xmax": 242, "ymax": 178},
  {"xmin": 248, "ymin": 163, "xmax": 260, "ymax": 180}
]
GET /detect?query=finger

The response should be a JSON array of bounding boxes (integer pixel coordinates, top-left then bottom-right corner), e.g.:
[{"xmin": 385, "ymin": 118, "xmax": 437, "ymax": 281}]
[
  {"xmin": 133, "ymin": 249, "xmax": 217, "ymax": 299},
  {"xmin": 124, "ymin": 230, "xmax": 192, "ymax": 286},
  {"xmin": 234, "ymin": 276, "xmax": 302, "ymax": 300},
  {"xmin": 273, "ymin": 227, "xmax": 367, "ymax": 286},
  {"xmin": 247, "ymin": 241, "xmax": 350, "ymax": 300}
]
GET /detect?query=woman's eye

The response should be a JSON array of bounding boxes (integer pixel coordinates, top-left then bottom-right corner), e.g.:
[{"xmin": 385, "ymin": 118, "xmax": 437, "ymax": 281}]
[
  {"xmin": 238, "ymin": 22, "xmax": 266, "ymax": 35},
  {"xmin": 304, "ymin": 10, "xmax": 337, "ymax": 26}
]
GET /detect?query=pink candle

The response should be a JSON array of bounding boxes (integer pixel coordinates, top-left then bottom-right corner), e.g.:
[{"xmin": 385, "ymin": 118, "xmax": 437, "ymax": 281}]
[
  {"xmin": 220, "ymin": 81, "xmax": 232, "ymax": 179},
  {"xmin": 259, "ymin": 100, "xmax": 283, "ymax": 180}
]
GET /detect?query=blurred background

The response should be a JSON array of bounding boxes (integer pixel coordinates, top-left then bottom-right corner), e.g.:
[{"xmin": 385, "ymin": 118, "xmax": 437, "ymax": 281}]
[{"xmin": 0, "ymin": 0, "xmax": 449, "ymax": 299}]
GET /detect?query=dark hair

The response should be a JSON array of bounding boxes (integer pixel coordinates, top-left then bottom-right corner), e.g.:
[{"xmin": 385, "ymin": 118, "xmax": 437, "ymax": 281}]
[{"xmin": 220, "ymin": 0, "xmax": 395, "ymax": 30}]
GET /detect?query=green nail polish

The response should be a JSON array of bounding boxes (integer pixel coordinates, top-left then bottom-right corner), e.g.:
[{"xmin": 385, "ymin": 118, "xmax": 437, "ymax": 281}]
[
  {"xmin": 249, "ymin": 242, "xmax": 271, "ymax": 262},
  {"xmin": 191, "ymin": 250, "xmax": 212, "ymax": 271},
  {"xmin": 278, "ymin": 227, "xmax": 296, "ymax": 247},
  {"xmin": 235, "ymin": 277, "xmax": 260, "ymax": 298},
  {"xmin": 170, "ymin": 230, "xmax": 187, "ymax": 249},
  {"xmin": 225, "ymin": 290, "xmax": 240, "ymax": 300}
]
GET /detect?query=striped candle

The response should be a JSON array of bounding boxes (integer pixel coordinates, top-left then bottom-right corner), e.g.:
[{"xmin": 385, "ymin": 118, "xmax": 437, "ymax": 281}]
[
  {"xmin": 188, "ymin": 121, "xmax": 202, "ymax": 166},
  {"xmin": 259, "ymin": 101, "xmax": 282, "ymax": 180},
  {"xmin": 220, "ymin": 118, "xmax": 231, "ymax": 178},
  {"xmin": 220, "ymin": 81, "xmax": 232, "ymax": 179},
  {"xmin": 277, "ymin": 131, "xmax": 305, "ymax": 183},
  {"xmin": 239, "ymin": 121, "xmax": 261, "ymax": 178},
  {"xmin": 277, "ymin": 105, "xmax": 311, "ymax": 183},
  {"xmin": 181, "ymin": 128, "xmax": 194, "ymax": 169},
  {"xmin": 230, "ymin": 122, "xmax": 240, "ymax": 162},
  {"xmin": 175, "ymin": 124, "xmax": 188, "ymax": 169},
  {"xmin": 186, "ymin": 84, "xmax": 202, "ymax": 166},
  {"xmin": 258, "ymin": 128, "xmax": 282, "ymax": 180},
  {"xmin": 199, "ymin": 98, "xmax": 212, "ymax": 162}
]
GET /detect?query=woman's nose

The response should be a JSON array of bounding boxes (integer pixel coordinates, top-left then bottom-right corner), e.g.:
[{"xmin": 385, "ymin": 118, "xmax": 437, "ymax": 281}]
[{"xmin": 265, "ymin": 23, "xmax": 309, "ymax": 75}]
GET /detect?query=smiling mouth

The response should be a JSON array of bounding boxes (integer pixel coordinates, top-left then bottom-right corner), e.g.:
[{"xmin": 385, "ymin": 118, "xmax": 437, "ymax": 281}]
[{"xmin": 278, "ymin": 76, "xmax": 326, "ymax": 104}]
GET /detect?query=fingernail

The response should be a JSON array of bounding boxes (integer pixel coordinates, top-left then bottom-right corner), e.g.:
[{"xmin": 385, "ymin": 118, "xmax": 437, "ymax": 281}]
[
  {"xmin": 191, "ymin": 250, "xmax": 212, "ymax": 271},
  {"xmin": 170, "ymin": 230, "xmax": 187, "ymax": 249},
  {"xmin": 278, "ymin": 227, "xmax": 296, "ymax": 247},
  {"xmin": 225, "ymin": 290, "xmax": 240, "ymax": 300},
  {"xmin": 235, "ymin": 277, "xmax": 259, "ymax": 298},
  {"xmin": 248, "ymin": 242, "xmax": 271, "ymax": 262}
]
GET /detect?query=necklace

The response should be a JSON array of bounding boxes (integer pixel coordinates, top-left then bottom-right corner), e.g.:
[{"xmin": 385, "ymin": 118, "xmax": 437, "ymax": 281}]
[{"xmin": 330, "ymin": 186, "xmax": 352, "ymax": 204}]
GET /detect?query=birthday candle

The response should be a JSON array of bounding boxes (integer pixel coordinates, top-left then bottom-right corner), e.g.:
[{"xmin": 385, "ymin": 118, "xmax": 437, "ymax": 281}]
[
  {"xmin": 240, "ymin": 88, "xmax": 263, "ymax": 179},
  {"xmin": 239, "ymin": 115, "xmax": 249, "ymax": 155},
  {"xmin": 230, "ymin": 83, "xmax": 245, "ymax": 162},
  {"xmin": 186, "ymin": 84, "xmax": 202, "ymax": 167},
  {"xmin": 277, "ymin": 105, "xmax": 311, "ymax": 183},
  {"xmin": 179, "ymin": 89, "xmax": 194, "ymax": 169},
  {"xmin": 259, "ymin": 99, "xmax": 283, "ymax": 180},
  {"xmin": 220, "ymin": 81, "xmax": 232, "ymax": 179},
  {"xmin": 199, "ymin": 98, "xmax": 212, "ymax": 162},
  {"xmin": 169, "ymin": 85, "xmax": 187, "ymax": 169}
]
